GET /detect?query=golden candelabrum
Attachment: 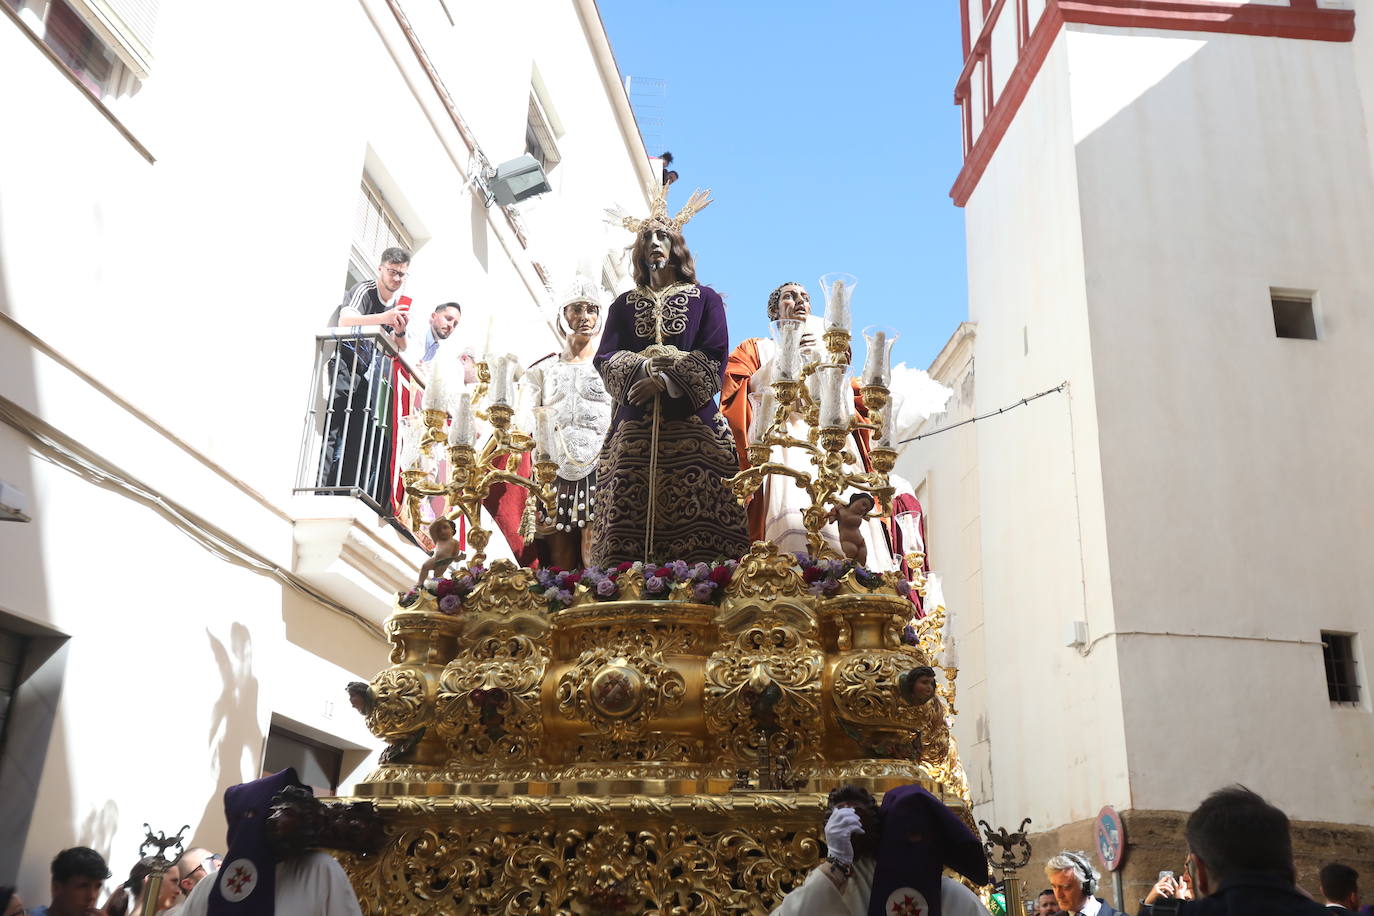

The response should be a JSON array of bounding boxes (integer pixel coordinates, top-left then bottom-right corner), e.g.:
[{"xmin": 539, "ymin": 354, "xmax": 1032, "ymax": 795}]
[
  {"xmin": 402, "ymin": 358, "xmax": 558, "ymax": 566},
  {"xmin": 727, "ymin": 321, "xmax": 898, "ymax": 558}
]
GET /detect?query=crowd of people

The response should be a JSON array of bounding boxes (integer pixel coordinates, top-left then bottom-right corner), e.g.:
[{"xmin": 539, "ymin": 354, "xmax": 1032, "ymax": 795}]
[
  {"xmin": 2, "ymin": 770, "xmax": 377, "ymax": 916},
  {"xmin": 3, "ymin": 781, "xmax": 1365, "ymax": 914}
]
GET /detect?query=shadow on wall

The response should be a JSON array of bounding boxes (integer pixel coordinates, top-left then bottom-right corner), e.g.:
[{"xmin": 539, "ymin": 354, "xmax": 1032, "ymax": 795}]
[
  {"xmin": 0, "ymin": 197, "xmax": 69, "ymax": 894},
  {"xmin": 191, "ymin": 622, "xmax": 263, "ymax": 850}
]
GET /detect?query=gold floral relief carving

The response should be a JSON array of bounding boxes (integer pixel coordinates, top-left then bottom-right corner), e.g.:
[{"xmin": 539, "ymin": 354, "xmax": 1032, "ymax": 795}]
[
  {"xmin": 339, "ymin": 816, "xmax": 823, "ymax": 916},
  {"xmin": 434, "ymin": 634, "xmax": 547, "ymax": 766},
  {"xmin": 365, "ymin": 668, "xmax": 430, "ymax": 739},
  {"xmin": 703, "ymin": 620, "xmax": 824, "ymax": 768},
  {"xmin": 556, "ymin": 649, "xmax": 687, "ymax": 741},
  {"xmin": 723, "ymin": 542, "xmax": 809, "ymax": 602}
]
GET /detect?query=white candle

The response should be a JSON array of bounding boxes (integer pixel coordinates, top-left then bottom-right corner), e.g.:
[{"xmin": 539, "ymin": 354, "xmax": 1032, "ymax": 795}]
[
  {"xmin": 749, "ymin": 388, "xmax": 776, "ymax": 443},
  {"xmin": 533, "ymin": 406, "xmax": 556, "ymax": 461},
  {"xmin": 818, "ymin": 367, "xmax": 848, "ymax": 428},
  {"xmin": 771, "ymin": 319, "xmax": 802, "ymax": 381},
  {"xmin": 874, "ymin": 406, "xmax": 894, "ymax": 448},
  {"xmin": 450, "ymin": 393, "xmax": 477, "ymax": 446}
]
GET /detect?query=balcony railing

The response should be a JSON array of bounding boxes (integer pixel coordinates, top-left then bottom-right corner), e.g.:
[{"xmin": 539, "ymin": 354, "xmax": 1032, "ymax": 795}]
[{"xmin": 295, "ymin": 328, "xmax": 425, "ymax": 533}]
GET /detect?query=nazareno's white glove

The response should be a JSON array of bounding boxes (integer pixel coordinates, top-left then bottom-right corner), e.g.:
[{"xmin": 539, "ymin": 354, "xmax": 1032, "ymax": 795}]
[{"xmin": 824, "ymin": 807, "xmax": 865, "ymax": 866}]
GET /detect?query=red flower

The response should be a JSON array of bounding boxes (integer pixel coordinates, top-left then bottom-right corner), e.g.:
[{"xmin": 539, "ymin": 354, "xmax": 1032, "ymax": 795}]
[
  {"xmin": 655, "ymin": 566, "xmax": 673, "ymax": 578},
  {"xmin": 565, "ymin": 572, "xmax": 583, "ymax": 585},
  {"xmin": 435, "ymin": 578, "xmax": 458, "ymax": 597},
  {"xmin": 616, "ymin": 561, "xmax": 634, "ymax": 573},
  {"xmin": 802, "ymin": 567, "xmax": 823, "ymax": 584},
  {"xmin": 547, "ymin": 566, "xmax": 564, "ymax": 575},
  {"xmin": 710, "ymin": 567, "xmax": 732, "ymax": 586}
]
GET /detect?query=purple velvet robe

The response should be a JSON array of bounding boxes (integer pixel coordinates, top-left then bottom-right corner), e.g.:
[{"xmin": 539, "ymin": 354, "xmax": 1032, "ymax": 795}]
[{"xmin": 589, "ymin": 282, "xmax": 750, "ymax": 566}]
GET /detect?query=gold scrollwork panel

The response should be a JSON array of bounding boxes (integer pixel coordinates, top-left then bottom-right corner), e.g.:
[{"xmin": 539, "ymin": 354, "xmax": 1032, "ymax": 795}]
[{"xmin": 435, "ymin": 634, "xmax": 548, "ymax": 768}]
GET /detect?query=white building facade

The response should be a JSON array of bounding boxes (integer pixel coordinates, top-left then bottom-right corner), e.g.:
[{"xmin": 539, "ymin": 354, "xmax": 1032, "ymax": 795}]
[
  {"xmin": 0, "ymin": 0, "xmax": 653, "ymax": 900},
  {"xmin": 900, "ymin": 0, "xmax": 1374, "ymax": 903}
]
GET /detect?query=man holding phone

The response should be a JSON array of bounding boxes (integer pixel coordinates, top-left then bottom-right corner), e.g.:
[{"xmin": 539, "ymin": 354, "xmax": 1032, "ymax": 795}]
[{"xmin": 319, "ymin": 248, "xmax": 412, "ymax": 500}]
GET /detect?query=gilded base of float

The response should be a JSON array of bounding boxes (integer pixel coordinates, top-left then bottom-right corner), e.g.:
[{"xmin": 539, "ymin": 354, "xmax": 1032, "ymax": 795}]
[
  {"xmin": 335, "ymin": 544, "xmax": 971, "ymax": 915},
  {"xmin": 336, "ymin": 774, "xmax": 969, "ymax": 915}
]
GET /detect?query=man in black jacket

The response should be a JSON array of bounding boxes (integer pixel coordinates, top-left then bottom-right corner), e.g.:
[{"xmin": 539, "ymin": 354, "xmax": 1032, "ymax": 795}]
[
  {"xmin": 1319, "ymin": 863, "xmax": 1360, "ymax": 914},
  {"xmin": 1137, "ymin": 785, "xmax": 1329, "ymax": 916}
]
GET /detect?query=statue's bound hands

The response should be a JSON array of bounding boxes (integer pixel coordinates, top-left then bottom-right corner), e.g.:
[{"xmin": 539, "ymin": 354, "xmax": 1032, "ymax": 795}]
[
  {"xmin": 824, "ymin": 807, "xmax": 865, "ymax": 866},
  {"xmin": 628, "ymin": 374, "xmax": 667, "ymax": 406}
]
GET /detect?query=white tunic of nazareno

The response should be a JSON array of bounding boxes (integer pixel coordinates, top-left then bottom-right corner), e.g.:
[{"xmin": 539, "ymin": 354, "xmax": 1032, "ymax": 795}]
[
  {"xmin": 770, "ymin": 857, "xmax": 992, "ymax": 916},
  {"xmin": 171, "ymin": 851, "xmax": 363, "ymax": 916}
]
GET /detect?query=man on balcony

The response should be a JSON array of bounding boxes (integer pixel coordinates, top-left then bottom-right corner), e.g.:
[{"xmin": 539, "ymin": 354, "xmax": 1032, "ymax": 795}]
[{"xmin": 318, "ymin": 247, "xmax": 412, "ymax": 509}]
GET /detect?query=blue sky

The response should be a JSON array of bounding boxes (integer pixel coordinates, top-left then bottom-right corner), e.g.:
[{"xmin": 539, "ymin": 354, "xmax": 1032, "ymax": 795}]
[{"xmin": 597, "ymin": 0, "xmax": 969, "ymax": 370}]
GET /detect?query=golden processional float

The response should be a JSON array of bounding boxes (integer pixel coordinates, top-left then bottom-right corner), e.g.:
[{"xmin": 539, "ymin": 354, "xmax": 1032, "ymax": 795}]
[{"xmin": 337, "ymin": 275, "xmax": 972, "ymax": 915}]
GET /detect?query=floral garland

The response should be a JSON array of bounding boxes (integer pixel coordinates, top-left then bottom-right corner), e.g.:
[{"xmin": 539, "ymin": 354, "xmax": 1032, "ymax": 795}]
[
  {"xmin": 794, "ymin": 553, "xmax": 913, "ymax": 600},
  {"xmin": 399, "ymin": 560, "xmax": 738, "ymax": 615},
  {"xmin": 531, "ymin": 559, "xmax": 737, "ymax": 612},
  {"xmin": 400, "ymin": 555, "xmax": 913, "ymax": 617}
]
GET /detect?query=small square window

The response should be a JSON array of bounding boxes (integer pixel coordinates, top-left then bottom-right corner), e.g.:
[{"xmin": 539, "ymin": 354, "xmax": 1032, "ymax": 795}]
[
  {"xmin": 1321, "ymin": 632, "xmax": 1360, "ymax": 705},
  {"xmin": 1271, "ymin": 293, "xmax": 1317, "ymax": 340}
]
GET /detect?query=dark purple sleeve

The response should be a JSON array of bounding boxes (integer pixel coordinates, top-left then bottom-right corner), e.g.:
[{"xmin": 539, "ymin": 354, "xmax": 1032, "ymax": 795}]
[
  {"xmin": 595, "ymin": 291, "xmax": 647, "ymax": 404},
  {"xmin": 662, "ymin": 286, "xmax": 731, "ymax": 410}
]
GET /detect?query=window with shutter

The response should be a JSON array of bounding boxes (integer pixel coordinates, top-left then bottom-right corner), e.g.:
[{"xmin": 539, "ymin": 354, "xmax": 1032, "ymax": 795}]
[
  {"xmin": 348, "ymin": 175, "xmax": 414, "ymax": 289},
  {"xmin": 65, "ymin": 0, "xmax": 156, "ymax": 77}
]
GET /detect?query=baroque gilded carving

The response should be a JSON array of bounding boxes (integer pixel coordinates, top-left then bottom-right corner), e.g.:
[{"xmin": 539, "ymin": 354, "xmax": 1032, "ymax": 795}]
[
  {"xmin": 338, "ymin": 798, "xmax": 826, "ymax": 916},
  {"xmin": 435, "ymin": 633, "xmax": 547, "ymax": 767},
  {"xmin": 556, "ymin": 649, "xmax": 687, "ymax": 740}
]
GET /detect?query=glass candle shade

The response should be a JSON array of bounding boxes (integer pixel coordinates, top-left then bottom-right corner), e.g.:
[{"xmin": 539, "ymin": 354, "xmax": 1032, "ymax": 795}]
[
  {"xmin": 770, "ymin": 319, "xmax": 803, "ymax": 381},
  {"xmin": 449, "ymin": 392, "xmax": 478, "ymax": 447},
  {"xmin": 817, "ymin": 366, "xmax": 849, "ymax": 428},
  {"xmin": 749, "ymin": 388, "xmax": 777, "ymax": 444},
  {"xmin": 861, "ymin": 325, "xmax": 899, "ymax": 387},
  {"xmin": 488, "ymin": 354, "xmax": 518, "ymax": 407},
  {"xmin": 819, "ymin": 272, "xmax": 857, "ymax": 332},
  {"xmin": 422, "ymin": 359, "xmax": 449, "ymax": 413},
  {"xmin": 894, "ymin": 509, "xmax": 925, "ymax": 556},
  {"xmin": 803, "ymin": 349, "xmax": 824, "ymax": 404}
]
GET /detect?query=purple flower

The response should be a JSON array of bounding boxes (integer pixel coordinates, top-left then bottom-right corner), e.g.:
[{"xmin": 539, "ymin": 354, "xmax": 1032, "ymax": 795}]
[
  {"xmin": 596, "ymin": 578, "xmax": 617, "ymax": 597},
  {"xmin": 646, "ymin": 575, "xmax": 665, "ymax": 593},
  {"xmin": 692, "ymin": 563, "xmax": 710, "ymax": 582},
  {"xmin": 458, "ymin": 575, "xmax": 475, "ymax": 591},
  {"xmin": 669, "ymin": 559, "xmax": 690, "ymax": 578},
  {"xmin": 438, "ymin": 594, "xmax": 461, "ymax": 612},
  {"xmin": 693, "ymin": 582, "xmax": 715, "ymax": 602},
  {"xmin": 896, "ymin": 578, "xmax": 912, "ymax": 597}
]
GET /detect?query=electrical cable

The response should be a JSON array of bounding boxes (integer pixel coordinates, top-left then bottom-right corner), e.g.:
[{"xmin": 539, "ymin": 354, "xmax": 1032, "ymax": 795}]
[
  {"xmin": 897, "ymin": 382, "xmax": 1067, "ymax": 445},
  {"xmin": 0, "ymin": 397, "xmax": 384, "ymax": 640}
]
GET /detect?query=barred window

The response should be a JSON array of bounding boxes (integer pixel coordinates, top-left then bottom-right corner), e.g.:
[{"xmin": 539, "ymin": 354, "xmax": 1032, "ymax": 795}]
[{"xmin": 1321, "ymin": 632, "xmax": 1360, "ymax": 706}]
